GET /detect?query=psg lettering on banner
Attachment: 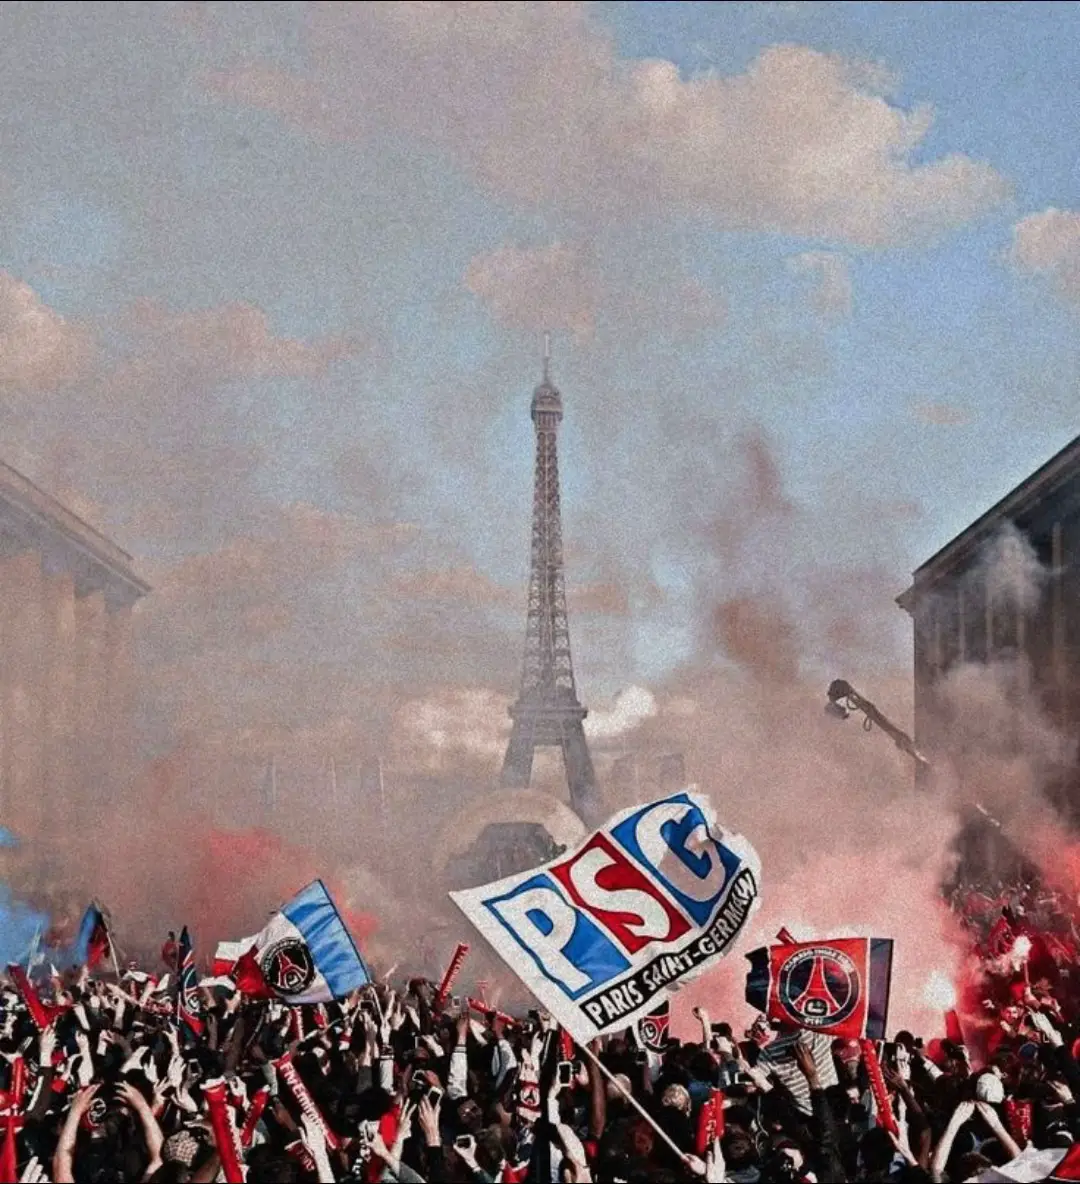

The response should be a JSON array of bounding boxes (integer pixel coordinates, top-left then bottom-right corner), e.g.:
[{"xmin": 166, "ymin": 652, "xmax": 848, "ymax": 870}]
[{"xmin": 450, "ymin": 790, "xmax": 762, "ymax": 1045}]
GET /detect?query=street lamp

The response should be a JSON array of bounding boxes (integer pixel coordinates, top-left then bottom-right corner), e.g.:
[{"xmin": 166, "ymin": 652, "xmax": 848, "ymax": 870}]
[
  {"xmin": 825, "ymin": 679, "xmax": 930, "ymax": 769},
  {"xmin": 824, "ymin": 678, "xmax": 1002, "ymax": 829}
]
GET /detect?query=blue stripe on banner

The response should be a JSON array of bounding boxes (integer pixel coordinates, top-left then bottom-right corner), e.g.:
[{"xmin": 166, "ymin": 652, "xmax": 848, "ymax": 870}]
[
  {"xmin": 866, "ymin": 938, "xmax": 894, "ymax": 1042},
  {"xmin": 282, "ymin": 881, "xmax": 370, "ymax": 996}
]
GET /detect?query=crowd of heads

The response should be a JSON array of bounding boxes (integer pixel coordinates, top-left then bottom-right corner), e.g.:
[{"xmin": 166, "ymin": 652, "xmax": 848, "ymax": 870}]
[{"xmin": 3, "ymin": 869, "xmax": 1080, "ymax": 1182}]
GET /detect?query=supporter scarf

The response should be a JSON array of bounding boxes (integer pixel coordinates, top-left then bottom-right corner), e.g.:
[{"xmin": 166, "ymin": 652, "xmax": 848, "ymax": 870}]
[
  {"xmin": 434, "ymin": 943, "xmax": 469, "ymax": 1011},
  {"xmin": 203, "ymin": 1078, "xmax": 246, "ymax": 1183},
  {"xmin": 240, "ymin": 1085, "xmax": 270, "ymax": 1149},
  {"xmin": 861, "ymin": 1040, "xmax": 898, "ymax": 1137},
  {"xmin": 694, "ymin": 1088, "xmax": 725, "ymax": 1157},
  {"xmin": 273, "ymin": 1051, "xmax": 341, "ymax": 1151},
  {"xmin": 0, "ymin": 1055, "xmax": 26, "ymax": 1181}
]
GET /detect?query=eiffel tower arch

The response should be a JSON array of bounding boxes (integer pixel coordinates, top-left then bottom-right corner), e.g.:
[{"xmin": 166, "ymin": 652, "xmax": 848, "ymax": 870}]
[{"xmin": 500, "ymin": 338, "xmax": 602, "ymax": 827}]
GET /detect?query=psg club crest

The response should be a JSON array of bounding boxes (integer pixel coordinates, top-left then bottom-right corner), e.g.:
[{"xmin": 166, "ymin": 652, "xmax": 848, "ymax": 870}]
[
  {"xmin": 261, "ymin": 939, "xmax": 317, "ymax": 996},
  {"xmin": 637, "ymin": 1002, "xmax": 670, "ymax": 1053},
  {"xmin": 775, "ymin": 945, "xmax": 860, "ymax": 1030},
  {"xmin": 746, "ymin": 936, "xmax": 893, "ymax": 1042}
]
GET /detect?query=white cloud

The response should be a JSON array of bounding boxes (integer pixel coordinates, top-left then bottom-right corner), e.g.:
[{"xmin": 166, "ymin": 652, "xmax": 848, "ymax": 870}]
[
  {"xmin": 1009, "ymin": 208, "xmax": 1080, "ymax": 305},
  {"xmin": 463, "ymin": 243, "xmax": 598, "ymax": 339},
  {"xmin": 204, "ymin": 6, "xmax": 1008, "ymax": 247},
  {"xmin": 585, "ymin": 684, "xmax": 657, "ymax": 740},
  {"xmin": 0, "ymin": 271, "xmax": 94, "ymax": 393},
  {"xmin": 463, "ymin": 239, "xmax": 725, "ymax": 340}
]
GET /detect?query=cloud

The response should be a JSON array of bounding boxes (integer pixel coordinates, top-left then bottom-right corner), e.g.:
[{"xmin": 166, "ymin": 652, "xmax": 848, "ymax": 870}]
[
  {"xmin": 0, "ymin": 292, "xmax": 366, "ymax": 558},
  {"xmin": 394, "ymin": 686, "xmax": 510, "ymax": 773},
  {"xmin": 137, "ymin": 502, "xmax": 417, "ymax": 664},
  {"xmin": 463, "ymin": 240, "xmax": 725, "ymax": 342},
  {"xmin": 585, "ymin": 684, "xmax": 657, "ymax": 740},
  {"xmin": 391, "ymin": 565, "xmax": 516, "ymax": 608},
  {"xmin": 1009, "ymin": 208, "xmax": 1080, "ymax": 305},
  {"xmin": 0, "ymin": 271, "xmax": 95, "ymax": 393},
  {"xmin": 464, "ymin": 243, "xmax": 599, "ymax": 339},
  {"xmin": 120, "ymin": 298, "xmax": 358, "ymax": 382},
  {"xmin": 787, "ymin": 251, "xmax": 853, "ymax": 319},
  {"xmin": 911, "ymin": 400, "xmax": 973, "ymax": 426},
  {"xmin": 570, "ymin": 580, "xmax": 632, "ymax": 616},
  {"xmin": 203, "ymin": 6, "xmax": 1007, "ymax": 246}
]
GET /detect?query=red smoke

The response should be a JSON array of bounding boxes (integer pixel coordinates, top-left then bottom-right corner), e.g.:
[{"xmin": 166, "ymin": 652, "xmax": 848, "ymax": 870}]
[{"xmin": 185, "ymin": 827, "xmax": 378, "ymax": 955}]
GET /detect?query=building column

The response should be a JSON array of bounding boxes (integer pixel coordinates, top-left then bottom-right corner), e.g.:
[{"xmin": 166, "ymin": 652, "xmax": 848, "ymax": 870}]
[
  {"xmin": 104, "ymin": 605, "xmax": 136, "ymax": 797},
  {"xmin": 43, "ymin": 572, "xmax": 77, "ymax": 836},
  {"xmin": 2, "ymin": 554, "xmax": 46, "ymax": 840},
  {"xmin": 74, "ymin": 592, "xmax": 107, "ymax": 832},
  {"xmin": 1053, "ymin": 521, "xmax": 1065, "ymax": 719}
]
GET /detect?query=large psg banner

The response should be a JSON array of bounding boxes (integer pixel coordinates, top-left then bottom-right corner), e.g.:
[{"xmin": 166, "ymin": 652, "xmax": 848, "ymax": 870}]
[
  {"xmin": 451, "ymin": 790, "xmax": 762, "ymax": 1045},
  {"xmin": 745, "ymin": 936, "xmax": 893, "ymax": 1041}
]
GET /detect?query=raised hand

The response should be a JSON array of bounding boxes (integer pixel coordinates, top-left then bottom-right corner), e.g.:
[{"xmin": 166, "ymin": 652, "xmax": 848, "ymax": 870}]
[
  {"xmin": 453, "ymin": 1133, "xmax": 477, "ymax": 1165},
  {"xmin": 417, "ymin": 1095, "xmax": 441, "ymax": 1147},
  {"xmin": 705, "ymin": 1136, "xmax": 726, "ymax": 1184},
  {"xmin": 38, "ymin": 1024, "xmax": 57, "ymax": 1070},
  {"xmin": 19, "ymin": 1156, "xmax": 47, "ymax": 1183},
  {"xmin": 953, "ymin": 1099, "xmax": 976, "ymax": 1126}
]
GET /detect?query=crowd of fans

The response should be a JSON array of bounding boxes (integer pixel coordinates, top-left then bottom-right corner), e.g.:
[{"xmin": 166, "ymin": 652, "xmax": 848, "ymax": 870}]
[{"xmin": 4, "ymin": 879, "xmax": 1080, "ymax": 1183}]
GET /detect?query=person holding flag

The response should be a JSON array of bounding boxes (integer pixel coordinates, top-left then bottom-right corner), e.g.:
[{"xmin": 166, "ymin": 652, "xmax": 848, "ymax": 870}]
[
  {"xmin": 175, "ymin": 926, "xmax": 203, "ymax": 1040},
  {"xmin": 72, "ymin": 903, "xmax": 114, "ymax": 973},
  {"xmin": 213, "ymin": 880, "xmax": 370, "ymax": 1003}
]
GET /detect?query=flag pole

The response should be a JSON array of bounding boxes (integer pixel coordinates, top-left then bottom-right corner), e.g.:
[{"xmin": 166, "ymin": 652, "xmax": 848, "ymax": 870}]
[
  {"xmin": 575, "ymin": 1039, "xmax": 695, "ymax": 1167},
  {"xmin": 24, "ymin": 925, "xmax": 41, "ymax": 974},
  {"xmin": 100, "ymin": 903, "xmax": 122, "ymax": 982}
]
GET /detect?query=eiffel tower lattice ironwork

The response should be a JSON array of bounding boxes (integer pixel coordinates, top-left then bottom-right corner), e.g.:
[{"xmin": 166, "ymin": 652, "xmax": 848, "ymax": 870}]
[{"xmin": 500, "ymin": 337, "xmax": 601, "ymax": 826}]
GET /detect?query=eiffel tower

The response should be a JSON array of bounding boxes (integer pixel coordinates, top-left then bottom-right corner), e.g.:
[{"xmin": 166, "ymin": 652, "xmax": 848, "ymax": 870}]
[{"xmin": 500, "ymin": 337, "xmax": 601, "ymax": 826}]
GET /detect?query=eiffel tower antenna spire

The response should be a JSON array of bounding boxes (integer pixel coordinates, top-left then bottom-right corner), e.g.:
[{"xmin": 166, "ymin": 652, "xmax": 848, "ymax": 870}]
[{"xmin": 500, "ymin": 340, "xmax": 601, "ymax": 825}]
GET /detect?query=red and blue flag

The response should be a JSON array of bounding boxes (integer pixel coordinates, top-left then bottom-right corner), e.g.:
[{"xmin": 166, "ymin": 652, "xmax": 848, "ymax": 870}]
[
  {"xmin": 176, "ymin": 927, "xmax": 204, "ymax": 1037},
  {"xmin": 746, "ymin": 936, "xmax": 893, "ymax": 1041},
  {"xmin": 73, "ymin": 904, "xmax": 112, "ymax": 971},
  {"xmin": 213, "ymin": 880, "xmax": 370, "ymax": 1004}
]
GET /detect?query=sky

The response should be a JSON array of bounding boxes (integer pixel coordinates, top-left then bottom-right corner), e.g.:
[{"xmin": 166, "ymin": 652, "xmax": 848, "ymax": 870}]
[{"xmin": 2, "ymin": 2, "xmax": 1080, "ymax": 954}]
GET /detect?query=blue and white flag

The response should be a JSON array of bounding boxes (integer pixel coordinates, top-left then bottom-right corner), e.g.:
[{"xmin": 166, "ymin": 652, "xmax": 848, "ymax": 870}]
[
  {"xmin": 450, "ymin": 789, "xmax": 762, "ymax": 1045},
  {"xmin": 213, "ymin": 880, "xmax": 370, "ymax": 1004}
]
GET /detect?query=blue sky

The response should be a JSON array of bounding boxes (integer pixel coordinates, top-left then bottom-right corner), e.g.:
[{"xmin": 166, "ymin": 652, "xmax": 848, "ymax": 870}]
[{"xmin": 0, "ymin": 1, "xmax": 1078, "ymax": 768}]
